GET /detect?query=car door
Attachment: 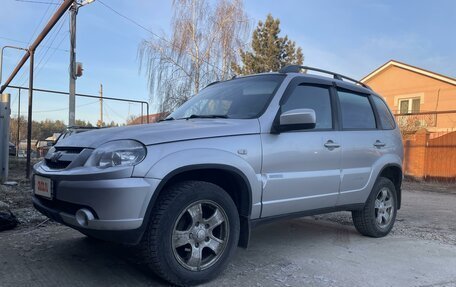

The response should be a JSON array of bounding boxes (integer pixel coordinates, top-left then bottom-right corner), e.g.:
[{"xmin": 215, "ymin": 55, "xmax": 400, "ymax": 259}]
[
  {"xmin": 336, "ymin": 88, "xmax": 386, "ymax": 205},
  {"xmin": 260, "ymin": 81, "xmax": 341, "ymax": 218}
]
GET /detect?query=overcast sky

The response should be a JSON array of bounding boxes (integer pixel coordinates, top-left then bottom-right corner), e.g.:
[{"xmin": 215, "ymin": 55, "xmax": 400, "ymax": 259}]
[{"xmin": 1, "ymin": 0, "xmax": 455, "ymax": 124}]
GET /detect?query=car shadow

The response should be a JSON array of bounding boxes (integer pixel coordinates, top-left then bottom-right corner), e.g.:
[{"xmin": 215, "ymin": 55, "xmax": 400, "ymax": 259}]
[{"xmin": 22, "ymin": 216, "xmax": 360, "ymax": 286}]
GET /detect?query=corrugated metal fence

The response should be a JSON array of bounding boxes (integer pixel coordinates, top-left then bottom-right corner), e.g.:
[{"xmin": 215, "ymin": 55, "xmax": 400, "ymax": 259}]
[{"xmin": 397, "ymin": 110, "xmax": 456, "ymax": 181}]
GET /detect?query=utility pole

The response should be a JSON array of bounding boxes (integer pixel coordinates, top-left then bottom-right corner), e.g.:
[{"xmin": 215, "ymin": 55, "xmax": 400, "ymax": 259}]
[
  {"xmin": 68, "ymin": 0, "xmax": 95, "ymax": 126},
  {"xmin": 68, "ymin": 1, "xmax": 77, "ymax": 127},
  {"xmin": 98, "ymin": 83, "xmax": 103, "ymax": 127}
]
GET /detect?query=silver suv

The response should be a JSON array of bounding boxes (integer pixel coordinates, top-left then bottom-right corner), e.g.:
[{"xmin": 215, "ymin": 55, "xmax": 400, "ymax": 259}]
[{"xmin": 33, "ymin": 66, "xmax": 403, "ymax": 286}]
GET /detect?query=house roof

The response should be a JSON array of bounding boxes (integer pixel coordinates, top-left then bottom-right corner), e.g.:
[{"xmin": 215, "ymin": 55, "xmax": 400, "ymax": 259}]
[{"xmin": 361, "ymin": 60, "xmax": 456, "ymax": 86}]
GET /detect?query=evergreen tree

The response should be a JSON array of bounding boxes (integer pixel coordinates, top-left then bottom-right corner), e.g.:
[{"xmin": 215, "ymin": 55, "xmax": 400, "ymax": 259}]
[{"xmin": 232, "ymin": 14, "xmax": 303, "ymax": 74}]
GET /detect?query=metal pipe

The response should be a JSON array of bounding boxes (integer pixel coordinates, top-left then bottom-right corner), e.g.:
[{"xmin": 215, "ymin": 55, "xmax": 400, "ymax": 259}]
[
  {"xmin": 146, "ymin": 102, "xmax": 149, "ymax": 123},
  {"xmin": 0, "ymin": 46, "xmax": 28, "ymax": 86},
  {"xmin": 8, "ymin": 85, "xmax": 149, "ymax": 105},
  {"xmin": 26, "ymin": 51, "xmax": 34, "ymax": 178},
  {"xmin": 394, "ymin": 110, "xmax": 456, "ymax": 116},
  {"xmin": 16, "ymin": 88, "xmax": 21, "ymax": 157},
  {"xmin": 0, "ymin": 0, "xmax": 75, "ymax": 94}
]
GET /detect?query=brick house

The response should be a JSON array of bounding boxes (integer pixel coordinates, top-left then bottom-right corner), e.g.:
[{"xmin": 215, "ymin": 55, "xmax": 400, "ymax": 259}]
[{"xmin": 361, "ymin": 60, "xmax": 456, "ymax": 133}]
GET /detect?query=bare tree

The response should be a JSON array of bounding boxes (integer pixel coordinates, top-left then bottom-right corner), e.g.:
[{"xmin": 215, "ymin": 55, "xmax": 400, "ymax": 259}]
[
  {"xmin": 396, "ymin": 113, "xmax": 437, "ymax": 136},
  {"xmin": 139, "ymin": 0, "xmax": 249, "ymax": 114}
]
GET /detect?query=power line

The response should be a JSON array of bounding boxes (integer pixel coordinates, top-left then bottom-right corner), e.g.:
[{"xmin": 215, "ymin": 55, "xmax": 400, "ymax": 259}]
[
  {"xmin": 96, "ymin": 0, "xmax": 225, "ymax": 75},
  {"xmin": 9, "ymin": 0, "xmax": 58, "ymax": 84},
  {"xmin": 32, "ymin": 13, "xmax": 69, "ymax": 79},
  {"xmin": 104, "ymin": 102, "xmax": 128, "ymax": 121},
  {"xmin": 15, "ymin": 11, "xmax": 68, "ymax": 86},
  {"xmin": 26, "ymin": 0, "xmax": 56, "ymax": 46},
  {"xmin": 35, "ymin": 32, "xmax": 68, "ymax": 79},
  {"xmin": 14, "ymin": 0, "xmax": 59, "ymax": 5},
  {"xmin": 0, "ymin": 36, "xmax": 69, "ymax": 52},
  {"xmin": 30, "ymin": 99, "xmax": 98, "ymax": 113}
]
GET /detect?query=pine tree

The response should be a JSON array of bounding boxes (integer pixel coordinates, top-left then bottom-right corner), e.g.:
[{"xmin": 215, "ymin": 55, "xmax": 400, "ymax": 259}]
[{"xmin": 232, "ymin": 14, "xmax": 303, "ymax": 75}]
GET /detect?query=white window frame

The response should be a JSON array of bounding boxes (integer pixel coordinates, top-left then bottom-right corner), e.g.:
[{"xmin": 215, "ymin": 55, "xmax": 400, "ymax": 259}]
[{"xmin": 398, "ymin": 97, "xmax": 420, "ymax": 114}]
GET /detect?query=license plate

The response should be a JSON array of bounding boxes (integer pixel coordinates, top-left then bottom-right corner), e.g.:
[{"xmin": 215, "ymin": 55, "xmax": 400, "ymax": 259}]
[{"xmin": 34, "ymin": 175, "xmax": 53, "ymax": 199}]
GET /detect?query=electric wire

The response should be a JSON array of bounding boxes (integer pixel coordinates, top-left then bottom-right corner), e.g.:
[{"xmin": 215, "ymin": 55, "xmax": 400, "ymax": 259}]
[
  {"xmin": 15, "ymin": 12, "xmax": 68, "ymax": 86},
  {"xmin": 0, "ymin": 36, "xmax": 69, "ymax": 52},
  {"xmin": 13, "ymin": 1, "xmax": 63, "ymax": 86},
  {"xmin": 14, "ymin": 0, "xmax": 59, "ymax": 5},
  {"xmin": 96, "ymin": 0, "xmax": 225, "ymax": 75}
]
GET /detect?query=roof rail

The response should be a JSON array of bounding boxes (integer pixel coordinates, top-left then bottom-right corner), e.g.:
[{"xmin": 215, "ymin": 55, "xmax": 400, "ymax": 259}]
[{"xmin": 279, "ymin": 65, "xmax": 371, "ymax": 90}]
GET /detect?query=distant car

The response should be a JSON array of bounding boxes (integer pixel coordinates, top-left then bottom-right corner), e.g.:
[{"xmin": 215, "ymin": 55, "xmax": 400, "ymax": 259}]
[
  {"xmin": 55, "ymin": 126, "xmax": 100, "ymax": 144},
  {"xmin": 9, "ymin": 142, "xmax": 16, "ymax": 156},
  {"xmin": 36, "ymin": 140, "xmax": 54, "ymax": 158}
]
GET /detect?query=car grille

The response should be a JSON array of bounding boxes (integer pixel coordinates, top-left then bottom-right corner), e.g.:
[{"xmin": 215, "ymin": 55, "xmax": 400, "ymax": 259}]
[
  {"xmin": 45, "ymin": 159, "xmax": 72, "ymax": 169},
  {"xmin": 44, "ymin": 147, "xmax": 85, "ymax": 170}
]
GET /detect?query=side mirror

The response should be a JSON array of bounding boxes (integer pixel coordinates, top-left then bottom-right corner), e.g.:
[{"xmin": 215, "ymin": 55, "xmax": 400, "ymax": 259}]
[{"xmin": 278, "ymin": 108, "xmax": 316, "ymax": 132}]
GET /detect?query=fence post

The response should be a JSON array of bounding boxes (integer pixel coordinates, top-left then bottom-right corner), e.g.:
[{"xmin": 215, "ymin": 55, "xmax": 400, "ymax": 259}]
[
  {"xmin": 0, "ymin": 93, "xmax": 11, "ymax": 183},
  {"xmin": 410, "ymin": 128, "xmax": 430, "ymax": 180}
]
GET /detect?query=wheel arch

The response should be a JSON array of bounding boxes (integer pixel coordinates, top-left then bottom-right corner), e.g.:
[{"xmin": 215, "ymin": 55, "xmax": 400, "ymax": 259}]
[
  {"xmin": 377, "ymin": 164, "xmax": 403, "ymax": 209},
  {"xmin": 142, "ymin": 164, "xmax": 253, "ymax": 248}
]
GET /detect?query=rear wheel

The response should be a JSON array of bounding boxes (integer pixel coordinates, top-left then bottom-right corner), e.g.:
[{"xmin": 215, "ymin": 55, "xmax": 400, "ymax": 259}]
[
  {"xmin": 141, "ymin": 181, "xmax": 240, "ymax": 286},
  {"xmin": 352, "ymin": 177, "xmax": 397, "ymax": 237}
]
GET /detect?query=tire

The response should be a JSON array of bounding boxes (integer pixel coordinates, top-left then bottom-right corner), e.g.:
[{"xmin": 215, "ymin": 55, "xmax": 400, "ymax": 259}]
[
  {"xmin": 141, "ymin": 180, "xmax": 240, "ymax": 286},
  {"xmin": 352, "ymin": 177, "xmax": 397, "ymax": 238}
]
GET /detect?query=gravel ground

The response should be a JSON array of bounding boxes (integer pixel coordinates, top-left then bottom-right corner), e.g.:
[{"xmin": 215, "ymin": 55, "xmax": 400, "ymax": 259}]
[
  {"xmin": 0, "ymin": 158, "xmax": 47, "ymax": 227},
  {"xmin": 314, "ymin": 181, "xmax": 456, "ymax": 246},
  {"xmin": 1, "ymin": 159, "xmax": 456, "ymax": 286}
]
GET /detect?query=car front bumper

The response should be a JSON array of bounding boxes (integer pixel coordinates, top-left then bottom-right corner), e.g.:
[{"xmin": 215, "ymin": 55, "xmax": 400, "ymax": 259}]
[{"xmin": 32, "ymin": 161, "xmax": 160, "ymax": 243}]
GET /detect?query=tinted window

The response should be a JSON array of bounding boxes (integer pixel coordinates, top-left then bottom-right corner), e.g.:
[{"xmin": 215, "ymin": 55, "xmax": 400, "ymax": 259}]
[
  {"xmin": 338, "ymin": 90, "xmax": 376, "ymax": 129},
  {"xmin": 170, "ymin": 75, "xmax": 285, "ymax": 119},
  {"xmin": 282, "ymin": 85, "xmax": 332, "ymax": 129},
  {"xmin": 372, "ymin": 96, "xmax": 395, "ymax": 129}
]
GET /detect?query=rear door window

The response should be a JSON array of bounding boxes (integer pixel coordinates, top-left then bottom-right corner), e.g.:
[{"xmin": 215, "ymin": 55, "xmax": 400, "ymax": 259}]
[{"xmin": 337, "ymin": 90, "xmax": 376, "ymax": 130}]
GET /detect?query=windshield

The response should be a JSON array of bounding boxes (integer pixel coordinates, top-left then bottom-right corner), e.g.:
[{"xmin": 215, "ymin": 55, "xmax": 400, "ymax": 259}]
[{"xmin": 169, "ymin": 74, "xmax": 285, "ymax": 120}]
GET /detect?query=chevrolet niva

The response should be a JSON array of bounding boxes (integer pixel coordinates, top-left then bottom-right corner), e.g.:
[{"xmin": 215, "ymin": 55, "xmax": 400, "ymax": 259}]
[{"xmin": 33, "ymin": 65, "xmax": 403, "ymax": 286}]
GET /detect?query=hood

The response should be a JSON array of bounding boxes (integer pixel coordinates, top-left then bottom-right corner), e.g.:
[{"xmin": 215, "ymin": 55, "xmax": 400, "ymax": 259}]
[{"xmin": 55, "ymin": 119, "xmax": 260, "ymax": 148}]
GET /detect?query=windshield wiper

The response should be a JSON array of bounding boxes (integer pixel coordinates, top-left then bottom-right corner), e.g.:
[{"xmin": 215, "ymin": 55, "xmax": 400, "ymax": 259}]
[{"xmin": 184, "ymin": 114, "xmax": 229, "ymax": 120}]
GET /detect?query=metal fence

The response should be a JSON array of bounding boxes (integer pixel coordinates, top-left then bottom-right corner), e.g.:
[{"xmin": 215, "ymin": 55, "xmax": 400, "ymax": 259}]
[
  {"xmin": 6, "ymin": 85, "xmax": 150, "ymax": 177},
  {"xmin": 398, "ymin": 110, "xmax": 456, "ymax": 181}
]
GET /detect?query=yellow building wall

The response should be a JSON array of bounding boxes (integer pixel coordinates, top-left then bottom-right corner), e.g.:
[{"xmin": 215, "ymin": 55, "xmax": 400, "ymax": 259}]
[{"xmin": 364, "ymin": 66, "xmax": 456, "ymax": 132}]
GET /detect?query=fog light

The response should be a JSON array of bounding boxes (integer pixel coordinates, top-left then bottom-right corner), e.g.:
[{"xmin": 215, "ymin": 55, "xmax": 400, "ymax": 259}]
[{"xmin": 75, "ymin": 209, "xmax": 94, "ymax": 227}]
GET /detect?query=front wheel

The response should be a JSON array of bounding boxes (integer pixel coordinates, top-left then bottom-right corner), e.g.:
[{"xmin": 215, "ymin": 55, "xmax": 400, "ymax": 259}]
[
  {"xmin": 352, "ymin": 177, "xmax": 397, "ymax": 238},
  {"xmin": 141, "ymin": 181, "xmax": 240, "ymax": 286}
]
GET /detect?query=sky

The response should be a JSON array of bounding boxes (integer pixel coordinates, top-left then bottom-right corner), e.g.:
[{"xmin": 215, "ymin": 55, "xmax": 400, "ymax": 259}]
[{"xmin": 0, "ymin": 0, "xmax": 455, "ymax": 125}]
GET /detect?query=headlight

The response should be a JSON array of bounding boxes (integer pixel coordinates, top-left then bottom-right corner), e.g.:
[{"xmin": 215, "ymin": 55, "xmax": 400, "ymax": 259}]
[{"xmin": 84, "ymin": 140, "xmax": 146, "ymax": 168}]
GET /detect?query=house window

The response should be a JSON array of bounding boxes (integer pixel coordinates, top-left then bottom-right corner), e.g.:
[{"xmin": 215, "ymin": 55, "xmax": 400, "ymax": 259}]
[{"xmin": 399, "ymin": 98, "xmax": 420, "ymax": 114}]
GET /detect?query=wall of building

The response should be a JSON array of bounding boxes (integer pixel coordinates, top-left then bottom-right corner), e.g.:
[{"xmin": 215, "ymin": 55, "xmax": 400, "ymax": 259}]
[{"xmin": 364, "ymin": 65, "xmax": 456, "ymax": 131}]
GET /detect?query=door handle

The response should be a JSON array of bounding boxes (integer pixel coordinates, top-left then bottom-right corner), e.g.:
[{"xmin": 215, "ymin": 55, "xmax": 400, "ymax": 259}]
[
  {"xmin": 324, "ymin": 140, "xmax": 340, "ymax": 149},
  {"xmin": 374, "ymin": 140, "xmax": 386, "ymax": 148}
]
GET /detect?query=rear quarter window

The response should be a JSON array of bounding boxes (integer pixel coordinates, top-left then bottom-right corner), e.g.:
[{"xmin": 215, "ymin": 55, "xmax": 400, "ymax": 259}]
[{"xmin": 372, "ymin": 96, "xmax": 395, "ymax": 130}]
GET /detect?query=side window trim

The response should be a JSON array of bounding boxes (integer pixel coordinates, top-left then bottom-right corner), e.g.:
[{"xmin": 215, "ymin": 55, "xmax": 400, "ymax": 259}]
[
  {"xmin": 278, "ymin": 81, "xmax": 335, "ymax": 132},
  {"xmin": 329, "ymin": 85, "xmax": 341, "ymax": 131},
  {"xmin": 367, "ymin": 94, "xmax": 381, "ymax": 130},
  {"xmin": 336, "ymin": 88, "xmax": 378, "ymax": 131}
]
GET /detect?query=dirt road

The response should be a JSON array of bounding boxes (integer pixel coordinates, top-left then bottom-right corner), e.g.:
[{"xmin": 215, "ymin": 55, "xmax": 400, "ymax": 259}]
[{"xmin": 1, "ymin": 186, "xmax": 455, "ymax": 287}]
